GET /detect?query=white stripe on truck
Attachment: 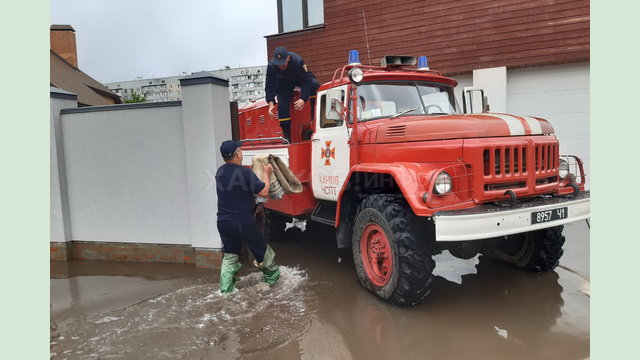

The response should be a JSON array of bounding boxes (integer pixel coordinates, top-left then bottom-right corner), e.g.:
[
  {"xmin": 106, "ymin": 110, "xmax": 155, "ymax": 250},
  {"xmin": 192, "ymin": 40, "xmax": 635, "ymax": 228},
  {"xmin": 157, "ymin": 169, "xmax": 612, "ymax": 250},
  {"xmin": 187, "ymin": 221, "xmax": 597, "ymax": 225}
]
[
  {"xmin": 490, "ymin": 114, "xmax": 525, "ymax": 136},
  {"xmin": 521, "ymin": 116, "xmax": 543, "ymax": 135}
]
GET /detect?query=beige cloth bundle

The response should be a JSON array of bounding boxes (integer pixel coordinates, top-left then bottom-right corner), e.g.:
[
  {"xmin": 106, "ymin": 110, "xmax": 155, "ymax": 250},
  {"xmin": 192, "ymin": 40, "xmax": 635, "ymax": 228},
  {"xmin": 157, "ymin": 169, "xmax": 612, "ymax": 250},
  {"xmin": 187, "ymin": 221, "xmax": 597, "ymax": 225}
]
[{"xmin": 252, "ymin": 154, "xmax": 303, "ymax": 201}]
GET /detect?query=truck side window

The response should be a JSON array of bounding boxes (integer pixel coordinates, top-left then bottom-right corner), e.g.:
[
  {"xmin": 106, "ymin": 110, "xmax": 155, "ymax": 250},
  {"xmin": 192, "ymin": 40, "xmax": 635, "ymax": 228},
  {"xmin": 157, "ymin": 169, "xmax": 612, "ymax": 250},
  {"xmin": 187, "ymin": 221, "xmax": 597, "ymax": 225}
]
[{"xmin": 319, "ymin": 92, "xmax": 344, "ymax": 128}]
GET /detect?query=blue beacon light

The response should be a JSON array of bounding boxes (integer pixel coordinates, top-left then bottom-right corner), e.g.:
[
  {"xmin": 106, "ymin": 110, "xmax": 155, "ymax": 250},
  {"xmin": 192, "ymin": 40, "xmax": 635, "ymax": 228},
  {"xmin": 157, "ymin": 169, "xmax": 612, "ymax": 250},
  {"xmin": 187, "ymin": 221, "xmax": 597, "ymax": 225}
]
[
  {"xmin": 348, "ymin": 50, "xmax": 361, "ymax": 65},
  {"xmin": 417, "ymin": 56, "xmax": 429, "ymax": 70}
]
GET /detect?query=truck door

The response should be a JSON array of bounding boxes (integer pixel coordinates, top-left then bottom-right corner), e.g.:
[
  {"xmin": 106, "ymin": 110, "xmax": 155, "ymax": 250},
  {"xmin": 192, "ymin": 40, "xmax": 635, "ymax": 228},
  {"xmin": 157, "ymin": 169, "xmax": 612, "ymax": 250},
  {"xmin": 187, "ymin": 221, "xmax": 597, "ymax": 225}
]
[{"xmin": 311, "ymin": 85, "xmax": 351, "ymax": 201}]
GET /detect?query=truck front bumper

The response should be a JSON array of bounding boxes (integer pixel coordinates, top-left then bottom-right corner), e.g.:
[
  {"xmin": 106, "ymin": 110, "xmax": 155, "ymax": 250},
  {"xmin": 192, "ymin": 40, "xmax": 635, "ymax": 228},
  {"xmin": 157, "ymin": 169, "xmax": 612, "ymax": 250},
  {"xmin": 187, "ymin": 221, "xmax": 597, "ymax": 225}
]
[{"xmin": 433, "ymin": 191, "xmax": 590, "ymax": 242}]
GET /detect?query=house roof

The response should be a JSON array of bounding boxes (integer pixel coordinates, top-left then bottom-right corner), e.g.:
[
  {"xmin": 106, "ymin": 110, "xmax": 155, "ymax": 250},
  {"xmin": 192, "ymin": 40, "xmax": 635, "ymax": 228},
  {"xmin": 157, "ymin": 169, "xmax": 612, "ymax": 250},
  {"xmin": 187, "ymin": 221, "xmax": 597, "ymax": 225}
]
[{"xmin": 50, "ymin": 50, "xmax": 121, "ymax": 106}]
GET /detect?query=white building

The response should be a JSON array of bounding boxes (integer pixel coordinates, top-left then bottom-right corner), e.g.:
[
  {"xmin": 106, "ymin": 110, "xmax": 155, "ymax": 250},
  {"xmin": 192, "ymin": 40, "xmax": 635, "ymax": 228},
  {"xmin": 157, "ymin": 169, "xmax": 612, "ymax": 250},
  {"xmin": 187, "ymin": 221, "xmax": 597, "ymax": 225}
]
[
  {"xmin": 106, "ymin": 65, "xmax": 266, "ymax": 107},
  {"xmin": 209, "ymin": 66, "xmax": 266, "ymax": 105}
]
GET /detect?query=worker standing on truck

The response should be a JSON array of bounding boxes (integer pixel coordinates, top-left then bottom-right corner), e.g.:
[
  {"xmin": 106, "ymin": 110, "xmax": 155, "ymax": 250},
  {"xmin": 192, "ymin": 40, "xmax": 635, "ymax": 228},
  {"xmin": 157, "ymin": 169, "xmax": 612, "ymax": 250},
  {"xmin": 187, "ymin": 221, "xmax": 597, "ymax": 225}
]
[
  {"xmin": 266, "ymin": 46, "xmax": 320, "ymax": 142},
  {"xmin": 215, "ymin": 140, "xmax": 280, "ymax": 293}
]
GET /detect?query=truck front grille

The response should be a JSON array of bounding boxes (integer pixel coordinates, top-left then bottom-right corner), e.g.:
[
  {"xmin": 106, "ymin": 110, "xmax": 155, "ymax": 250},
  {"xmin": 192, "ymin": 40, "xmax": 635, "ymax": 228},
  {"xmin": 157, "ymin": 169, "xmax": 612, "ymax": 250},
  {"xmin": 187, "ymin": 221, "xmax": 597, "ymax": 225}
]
[
  {"xmin": 466, "ymin": 136, "xmax": 560, "ymax": 202},
  {"xmin": 482, "ymin": 143, "xmax": 558, "ymax": 177},
  {"xmin": 483, "ymin": 146, "xmax": 527, "ymax": 176},
  {"xmin": 534, "ymin": 143, "xmax": 557, "ymax": 173}
]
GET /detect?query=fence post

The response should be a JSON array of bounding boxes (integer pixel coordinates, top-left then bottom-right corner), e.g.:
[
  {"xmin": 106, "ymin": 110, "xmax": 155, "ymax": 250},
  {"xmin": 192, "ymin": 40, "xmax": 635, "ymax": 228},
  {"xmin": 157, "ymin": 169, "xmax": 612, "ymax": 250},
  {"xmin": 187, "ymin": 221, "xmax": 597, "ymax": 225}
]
[
  {"xmin": 179, "ymin": 73, "xmax": 231, "ymax": 268},
  {"xmin": 50, "ymin": 87, "xmax": 77, "ymax": 260}
]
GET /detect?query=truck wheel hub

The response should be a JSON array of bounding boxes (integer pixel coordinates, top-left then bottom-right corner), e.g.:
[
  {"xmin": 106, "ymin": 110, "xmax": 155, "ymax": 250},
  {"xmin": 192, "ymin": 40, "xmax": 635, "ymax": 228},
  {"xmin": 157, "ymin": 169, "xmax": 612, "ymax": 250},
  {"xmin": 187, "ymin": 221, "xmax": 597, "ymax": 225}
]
[{"xmin": 361, "ymin": 223, "xmax": 393, "ymax": 286}]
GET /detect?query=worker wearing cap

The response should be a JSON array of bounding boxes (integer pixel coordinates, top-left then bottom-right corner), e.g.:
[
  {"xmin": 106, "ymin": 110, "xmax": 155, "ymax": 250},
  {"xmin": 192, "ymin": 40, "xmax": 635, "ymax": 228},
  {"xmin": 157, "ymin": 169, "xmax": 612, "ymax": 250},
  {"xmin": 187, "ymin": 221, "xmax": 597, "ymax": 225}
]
[
  {"xmin": 266, "ymin": 46, "xmax": 320, "ymax": 142},
  {"xmin": 215, "ymin": 140, "xmax": 280, "ymax": 293}
]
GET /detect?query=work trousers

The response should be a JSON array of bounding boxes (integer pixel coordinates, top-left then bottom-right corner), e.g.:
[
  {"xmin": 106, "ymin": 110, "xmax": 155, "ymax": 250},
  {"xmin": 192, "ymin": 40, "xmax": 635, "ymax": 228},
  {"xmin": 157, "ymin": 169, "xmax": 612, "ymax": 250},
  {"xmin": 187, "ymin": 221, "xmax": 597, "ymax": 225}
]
[
  {"xmin": 277, "ymin": 92, "xmax": 317, "ymax": 143},
  {"xmin": 217, "ymin": 220, "xmax": 267, "ymax": 263}
]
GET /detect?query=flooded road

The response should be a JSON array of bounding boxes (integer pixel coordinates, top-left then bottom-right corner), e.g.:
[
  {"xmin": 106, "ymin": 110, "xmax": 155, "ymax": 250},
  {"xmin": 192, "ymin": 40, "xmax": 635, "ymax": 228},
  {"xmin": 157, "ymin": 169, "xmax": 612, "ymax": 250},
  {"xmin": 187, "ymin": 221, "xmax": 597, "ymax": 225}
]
[{"xmin": 51, "ymin": 222, "xmax": 589, "ymax": 359}]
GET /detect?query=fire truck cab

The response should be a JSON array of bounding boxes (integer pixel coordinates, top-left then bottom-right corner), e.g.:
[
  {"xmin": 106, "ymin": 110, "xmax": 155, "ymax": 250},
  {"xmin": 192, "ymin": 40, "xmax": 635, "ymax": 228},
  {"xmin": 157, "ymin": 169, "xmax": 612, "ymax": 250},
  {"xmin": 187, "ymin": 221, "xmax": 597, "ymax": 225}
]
[{"xmin": 238, "ymin": 52, "xmax": 590, "ymax": 306}]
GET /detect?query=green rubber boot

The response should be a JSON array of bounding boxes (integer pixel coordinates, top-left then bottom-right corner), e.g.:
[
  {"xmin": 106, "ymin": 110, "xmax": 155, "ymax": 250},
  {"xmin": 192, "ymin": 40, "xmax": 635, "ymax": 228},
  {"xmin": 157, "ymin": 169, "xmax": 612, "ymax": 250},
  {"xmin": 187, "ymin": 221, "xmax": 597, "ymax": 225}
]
[
  {"xmin": 254, "ymin": 245, "xmax": 280, "ymax": 285},
  {"xmin": 220, "ymin": 253, "xmax": 242, "ymax": 293}
]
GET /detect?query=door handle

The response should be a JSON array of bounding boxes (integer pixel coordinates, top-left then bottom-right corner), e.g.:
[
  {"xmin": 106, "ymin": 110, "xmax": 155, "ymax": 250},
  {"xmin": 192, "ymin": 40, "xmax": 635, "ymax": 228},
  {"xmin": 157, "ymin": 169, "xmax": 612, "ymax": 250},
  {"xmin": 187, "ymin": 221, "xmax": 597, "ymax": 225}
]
[{"xmin": 312, "ymin": 138, "xmax": 321, "ymax": 142}]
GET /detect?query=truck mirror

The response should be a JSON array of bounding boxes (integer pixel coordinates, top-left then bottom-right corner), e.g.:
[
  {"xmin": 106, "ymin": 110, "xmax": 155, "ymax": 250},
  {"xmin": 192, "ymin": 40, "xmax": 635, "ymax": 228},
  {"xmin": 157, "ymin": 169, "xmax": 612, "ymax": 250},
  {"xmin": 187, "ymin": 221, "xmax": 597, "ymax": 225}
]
[
  {"xmin": 462, "ymin": 87, "xmax": 489, "ymax": 114},
  {"xmin": 483, "ymin": 95, "xmax": 490, "ymax": 112},
  {"xmin": 327, "ymin": 98, "xmax": 345, "ymax": 123},
  {"xmin": 326, "ymin": 89, "xmax": 345, "ymax": 123}
]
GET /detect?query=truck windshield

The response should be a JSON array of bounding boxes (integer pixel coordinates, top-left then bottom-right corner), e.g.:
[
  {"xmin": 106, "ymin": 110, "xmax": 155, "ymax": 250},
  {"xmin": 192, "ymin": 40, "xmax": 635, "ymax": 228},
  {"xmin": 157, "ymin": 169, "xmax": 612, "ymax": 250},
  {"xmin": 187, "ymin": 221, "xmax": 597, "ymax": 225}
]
[{"xmin": 356, "ymin": 82, "xmax": 458, "ymax": 122}]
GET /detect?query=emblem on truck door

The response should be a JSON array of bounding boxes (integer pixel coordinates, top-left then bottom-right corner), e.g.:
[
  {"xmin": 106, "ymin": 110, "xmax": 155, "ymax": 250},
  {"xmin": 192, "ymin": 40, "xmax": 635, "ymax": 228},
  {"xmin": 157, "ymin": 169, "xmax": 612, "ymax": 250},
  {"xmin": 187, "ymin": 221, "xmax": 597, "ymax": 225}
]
[{"xmin": 321, "ymin": 141, "xmax": 336, "ymax": 166}]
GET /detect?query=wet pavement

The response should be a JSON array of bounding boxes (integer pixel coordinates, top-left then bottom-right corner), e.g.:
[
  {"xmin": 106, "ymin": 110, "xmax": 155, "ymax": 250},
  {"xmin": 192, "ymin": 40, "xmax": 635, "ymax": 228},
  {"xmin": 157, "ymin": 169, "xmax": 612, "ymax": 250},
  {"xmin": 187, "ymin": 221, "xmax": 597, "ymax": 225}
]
[{"xmin": 51, "ymin": 221, "xmax": 589, "ymax": 359}]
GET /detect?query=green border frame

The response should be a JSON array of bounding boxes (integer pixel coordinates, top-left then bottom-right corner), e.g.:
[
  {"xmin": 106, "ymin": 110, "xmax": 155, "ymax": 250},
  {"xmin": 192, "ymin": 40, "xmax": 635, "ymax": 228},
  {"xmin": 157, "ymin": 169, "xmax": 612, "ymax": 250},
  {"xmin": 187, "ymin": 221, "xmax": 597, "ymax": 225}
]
[{"xmin": 1, "ymin": 1, "xmax": 49, "ymax": 358}]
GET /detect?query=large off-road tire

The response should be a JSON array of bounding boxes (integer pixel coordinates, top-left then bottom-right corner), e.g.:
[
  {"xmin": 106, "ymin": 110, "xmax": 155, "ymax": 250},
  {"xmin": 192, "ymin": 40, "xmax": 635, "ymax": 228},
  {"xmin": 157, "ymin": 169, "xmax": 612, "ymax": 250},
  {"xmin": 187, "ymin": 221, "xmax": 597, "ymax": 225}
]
[
  {"xmin": 487, "ymin": 225, "xmax": 565, "ymax": 272},
  {"xmin": 352, "ymin": 194, "xmax": 435, "ymax": 306},
  {"xmin": 254, "ymin": 204, "xmax": 286, "ymax": 243}
]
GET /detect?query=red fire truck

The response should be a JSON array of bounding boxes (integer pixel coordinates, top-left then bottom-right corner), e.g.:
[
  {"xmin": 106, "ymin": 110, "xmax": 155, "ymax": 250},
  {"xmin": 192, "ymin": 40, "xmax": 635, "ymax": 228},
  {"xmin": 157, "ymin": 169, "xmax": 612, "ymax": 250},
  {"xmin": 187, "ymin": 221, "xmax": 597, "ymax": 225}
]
[{"xmin": 237, "ymin": 53, "xmax": 590, "ymax": 306}]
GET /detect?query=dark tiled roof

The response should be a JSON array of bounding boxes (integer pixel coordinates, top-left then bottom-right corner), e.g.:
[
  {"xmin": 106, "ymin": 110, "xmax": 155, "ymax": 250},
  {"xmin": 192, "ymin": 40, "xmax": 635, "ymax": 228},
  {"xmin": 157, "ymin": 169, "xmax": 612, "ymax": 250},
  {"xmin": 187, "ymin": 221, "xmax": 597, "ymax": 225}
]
[{"xmin": 50, "ymin": 50, "xmax": 121, "ymax": 106}]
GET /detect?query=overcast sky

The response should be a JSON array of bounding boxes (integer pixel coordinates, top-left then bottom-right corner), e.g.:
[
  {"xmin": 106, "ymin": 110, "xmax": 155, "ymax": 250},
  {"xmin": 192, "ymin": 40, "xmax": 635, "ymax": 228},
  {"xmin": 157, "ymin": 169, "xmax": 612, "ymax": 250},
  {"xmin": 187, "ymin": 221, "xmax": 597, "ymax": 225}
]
[{"xmin": 50, "ymin": 0, "xmax": 279, "ymax": 83}]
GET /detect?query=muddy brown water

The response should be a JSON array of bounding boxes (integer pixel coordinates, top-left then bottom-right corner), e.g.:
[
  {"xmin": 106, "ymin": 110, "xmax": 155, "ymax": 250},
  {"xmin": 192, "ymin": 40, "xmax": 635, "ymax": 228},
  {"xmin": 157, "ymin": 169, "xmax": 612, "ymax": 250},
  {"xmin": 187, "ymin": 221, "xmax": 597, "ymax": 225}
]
[{"xmin": 51, "ymin": 222, "xmax": 589, "ymax": 359}]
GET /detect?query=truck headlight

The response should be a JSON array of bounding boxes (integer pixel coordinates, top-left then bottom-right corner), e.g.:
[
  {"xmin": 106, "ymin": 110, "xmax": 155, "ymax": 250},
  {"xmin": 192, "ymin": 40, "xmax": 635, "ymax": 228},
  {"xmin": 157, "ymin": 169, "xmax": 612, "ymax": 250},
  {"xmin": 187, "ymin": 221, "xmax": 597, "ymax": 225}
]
[
  {"xmin": 434, "ymin": 172, "xmax": 452, "ymax": 194},
  {"xmin": 348, "ymin": 67, "xmax": 364, "ymax": 84},
  {"xmin": 559, "ymin": 159, "xmax": 569, "ymax": 179}
]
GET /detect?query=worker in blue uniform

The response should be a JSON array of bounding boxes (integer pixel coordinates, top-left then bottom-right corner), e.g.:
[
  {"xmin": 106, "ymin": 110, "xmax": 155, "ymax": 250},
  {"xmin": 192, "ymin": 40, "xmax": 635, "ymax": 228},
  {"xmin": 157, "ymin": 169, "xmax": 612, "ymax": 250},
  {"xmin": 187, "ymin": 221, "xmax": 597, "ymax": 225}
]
[
  {"xmin": 215, "ymin": 140, "xmax": 280, "ymax": 293},
  {"xmin": 266, "ymin": 46, "xmax": 320, "ymax": 142}
]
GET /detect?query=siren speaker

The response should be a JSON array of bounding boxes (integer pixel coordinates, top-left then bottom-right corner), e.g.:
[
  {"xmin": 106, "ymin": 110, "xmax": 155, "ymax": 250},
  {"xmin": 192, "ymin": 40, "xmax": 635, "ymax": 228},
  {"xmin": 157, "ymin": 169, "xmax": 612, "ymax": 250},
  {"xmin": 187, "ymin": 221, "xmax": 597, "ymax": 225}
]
[{"xmin": 381, "ymin": 55, "xmax": 417, "ymax": 67}]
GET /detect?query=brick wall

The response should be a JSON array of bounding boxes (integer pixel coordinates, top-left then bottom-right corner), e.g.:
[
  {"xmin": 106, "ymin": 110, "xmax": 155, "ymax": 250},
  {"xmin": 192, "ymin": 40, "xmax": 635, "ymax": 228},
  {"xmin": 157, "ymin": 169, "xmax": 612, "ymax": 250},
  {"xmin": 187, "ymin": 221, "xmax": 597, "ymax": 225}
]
[
  {"xmin": 50, "ymin": 241, "xmax": 224, "ymax": 269},
  {"xmin": 50, "ymin": 242, "xmax": 72, "ymax": 262},
  {"xmin": 266, "ymin": 0, "xmax": 589, "ymax": 82},
  {"xmin": 195, "ymin": 248, "xmax": 224, "ymax": 269}
]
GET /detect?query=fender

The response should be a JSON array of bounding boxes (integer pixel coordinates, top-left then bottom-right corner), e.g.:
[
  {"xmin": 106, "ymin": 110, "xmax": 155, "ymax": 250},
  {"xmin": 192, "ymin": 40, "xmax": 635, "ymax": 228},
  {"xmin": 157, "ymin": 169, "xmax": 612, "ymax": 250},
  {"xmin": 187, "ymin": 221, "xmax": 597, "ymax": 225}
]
[{"xmin": 334, "ymin": 162, "xmax": 474, "ymax": 227}]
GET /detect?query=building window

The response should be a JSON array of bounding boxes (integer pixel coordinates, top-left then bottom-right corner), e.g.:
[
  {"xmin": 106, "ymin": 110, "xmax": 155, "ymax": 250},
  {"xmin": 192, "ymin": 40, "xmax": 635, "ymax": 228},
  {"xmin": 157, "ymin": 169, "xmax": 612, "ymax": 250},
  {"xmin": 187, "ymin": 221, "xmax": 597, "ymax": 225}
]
[
  {"xmin": 278, "ymin": 0, "xmax": 324, "ymax": 33},
  {"xmin": 307, "ymin": 0, "xmax": 324, "ymax": 27}
]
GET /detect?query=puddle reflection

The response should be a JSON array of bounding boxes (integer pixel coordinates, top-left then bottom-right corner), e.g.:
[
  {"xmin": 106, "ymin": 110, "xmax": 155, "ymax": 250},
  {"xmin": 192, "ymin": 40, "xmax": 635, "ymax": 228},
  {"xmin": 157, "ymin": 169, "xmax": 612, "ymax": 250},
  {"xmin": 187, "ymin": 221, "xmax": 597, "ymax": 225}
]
[{"xmin": 285, "ymin": 259, "xmax": 584, "ymax": 360}]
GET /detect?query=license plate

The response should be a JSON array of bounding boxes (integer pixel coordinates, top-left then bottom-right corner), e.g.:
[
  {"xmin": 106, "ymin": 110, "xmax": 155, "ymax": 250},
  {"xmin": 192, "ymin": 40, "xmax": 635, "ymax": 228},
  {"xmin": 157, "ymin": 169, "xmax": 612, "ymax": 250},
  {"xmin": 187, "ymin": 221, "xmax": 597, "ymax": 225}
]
[{"xmin": 531, "ymin": 207, "xmax": 568, "ymax": 224}]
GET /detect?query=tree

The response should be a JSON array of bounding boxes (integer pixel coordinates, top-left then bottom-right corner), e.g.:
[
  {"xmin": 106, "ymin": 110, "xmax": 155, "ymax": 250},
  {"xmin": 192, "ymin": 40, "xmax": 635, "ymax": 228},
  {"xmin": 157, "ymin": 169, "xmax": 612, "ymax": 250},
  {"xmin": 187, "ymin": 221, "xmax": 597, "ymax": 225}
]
[{"xmin": 124, "ymin": 91, "xmax": 146, "ymax": 103}]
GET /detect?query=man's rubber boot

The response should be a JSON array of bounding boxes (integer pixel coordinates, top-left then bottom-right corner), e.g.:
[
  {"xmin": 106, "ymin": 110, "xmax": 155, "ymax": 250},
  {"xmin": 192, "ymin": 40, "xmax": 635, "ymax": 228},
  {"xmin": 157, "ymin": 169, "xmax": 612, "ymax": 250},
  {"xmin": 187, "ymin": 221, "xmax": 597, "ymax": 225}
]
[
  {"xmin": 253, "ymin": 246, "xmax": 280, "ymax": 285},
  {"xmin": 220, "ymin": 253, "xmax": 242, "ymax": 293}
]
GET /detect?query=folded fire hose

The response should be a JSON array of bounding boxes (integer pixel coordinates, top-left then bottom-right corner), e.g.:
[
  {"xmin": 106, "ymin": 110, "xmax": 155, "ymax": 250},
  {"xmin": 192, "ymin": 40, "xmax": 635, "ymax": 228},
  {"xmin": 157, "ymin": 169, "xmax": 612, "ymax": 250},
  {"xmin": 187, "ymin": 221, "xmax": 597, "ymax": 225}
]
[{"xmin": 252, "ymin": 154, "xmax": 303, "ymax": 202}]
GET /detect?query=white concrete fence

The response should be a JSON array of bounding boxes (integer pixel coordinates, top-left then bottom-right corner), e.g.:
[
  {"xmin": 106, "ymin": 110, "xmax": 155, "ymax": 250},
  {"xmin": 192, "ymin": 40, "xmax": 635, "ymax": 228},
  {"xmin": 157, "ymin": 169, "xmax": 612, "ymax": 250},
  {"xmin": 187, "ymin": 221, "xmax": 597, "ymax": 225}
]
[{"xmin": 50, "ymin": 73, "xmax": 231, "ymax": 254}]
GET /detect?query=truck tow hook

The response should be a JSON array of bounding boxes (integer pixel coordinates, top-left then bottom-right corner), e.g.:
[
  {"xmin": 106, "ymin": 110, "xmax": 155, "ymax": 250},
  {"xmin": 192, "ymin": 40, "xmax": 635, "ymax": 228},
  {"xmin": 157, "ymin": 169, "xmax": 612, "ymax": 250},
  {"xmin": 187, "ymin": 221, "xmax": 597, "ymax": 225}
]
[
  {"xmin": 504, "ymin": 190, "xmax": 518, "ymax": 207},
  {"xmin": 566, "ymin": 182, "xmax": 580, "ymax": 197}
]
